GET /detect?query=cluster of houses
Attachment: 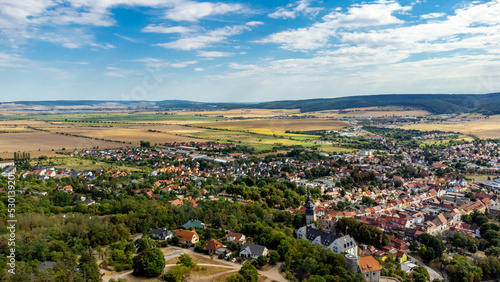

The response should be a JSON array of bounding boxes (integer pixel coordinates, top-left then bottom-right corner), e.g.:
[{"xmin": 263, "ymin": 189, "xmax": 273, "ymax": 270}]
[{"xmin": 151, "ymin": 219, "xmax": 268, "ymax": 260}]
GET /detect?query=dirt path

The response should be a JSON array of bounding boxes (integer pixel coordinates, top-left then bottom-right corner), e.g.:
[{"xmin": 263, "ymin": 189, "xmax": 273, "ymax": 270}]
[
  {"xmin": 101, "ymin": 246, "xmax": 286, "ymax": 282},
  {"xmin": 258, "ymin": 262, "xmax": 286, "ymax": 282}
]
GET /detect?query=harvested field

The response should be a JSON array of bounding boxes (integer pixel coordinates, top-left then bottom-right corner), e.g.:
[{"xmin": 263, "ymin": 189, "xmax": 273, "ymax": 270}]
[
  {"xmin": 178, "ymin": 108, "xmax": 300, "ymax": 118},
  {"xmin": 40, "ymin": 125, "xmax": 210, "ymax": 145},
  {"xmin": 197, "ymin": 118, "xmax": 347, "ymax": 135},
  {"xmin": 399, "ymin": 115, "xmax": 500, "ymax": 139},
  {"xmin": 294, "ymin": 107, "xmax": 431, "ymax": 118},
  {"xmin": 0, "ymin": 132, "xmax": 125, "ymax": 154}
]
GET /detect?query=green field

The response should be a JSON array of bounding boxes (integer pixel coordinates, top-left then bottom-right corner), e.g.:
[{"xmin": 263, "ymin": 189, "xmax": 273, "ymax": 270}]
[
  {"xmin": 34, "ymin": 156, "xmax": 143, "ymax": 172},
  {"xmin": 0, "ymin": 113, "xmax": 225, "ymax": 123}
]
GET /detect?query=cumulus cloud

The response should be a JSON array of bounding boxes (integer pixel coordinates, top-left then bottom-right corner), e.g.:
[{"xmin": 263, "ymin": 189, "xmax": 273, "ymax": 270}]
[
  {"xmin": 170, "ymin": 60, "xmax": 198, "ymax": 68},
  {"xmin": 420, "ymin": 12, "xmax": 446, "ymax": 19},
  {"xmin": 154, "ymin": 24, "xmax": 252, "ymax": 50},
  {"xmin": 258, "ymin": 0, "xmax": 411, "ymax": 50},
  {"xmin": 268, "ymin": 0, "xmax": 323, "ymax": 19},
  {"xmin": 163, "ymin": 1, "xmax": 245, "ymax": 22},
  {"xmin": 0, "ymin": 0, "xmax": 247, "ymax": 48}
]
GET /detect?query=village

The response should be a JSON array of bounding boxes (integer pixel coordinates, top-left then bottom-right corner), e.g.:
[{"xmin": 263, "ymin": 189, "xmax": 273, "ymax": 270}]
[{"xmin": 2, "ymin": 136, "xmax": 500, "ymax": 281}]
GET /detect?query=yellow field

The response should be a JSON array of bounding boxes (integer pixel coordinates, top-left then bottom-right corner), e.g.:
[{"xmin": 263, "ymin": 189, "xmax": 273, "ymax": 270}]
[
  {"xmin": 399, "ymin": 115, "xmax": 500, "ymax": 139},
  {"xmin": 197, "ymin": 118, "xmax": 347, "ymax": 135}
]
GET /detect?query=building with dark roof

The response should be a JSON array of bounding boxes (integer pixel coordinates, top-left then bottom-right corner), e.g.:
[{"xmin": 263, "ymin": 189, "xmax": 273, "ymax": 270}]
[
  {"xmin": 152, "ymin": 227, "xmax": 173, "ymax": 240},
  {"xmin": 297, "ymin": 225, "xmax": 358, "ymax": 256},
  {"xmin": 39, "ymin": 261, "xmax": 56, "ymax": 271},
  {"xmin": 239, "ymin": 243, "xmax": 268, "ymax": 259}
]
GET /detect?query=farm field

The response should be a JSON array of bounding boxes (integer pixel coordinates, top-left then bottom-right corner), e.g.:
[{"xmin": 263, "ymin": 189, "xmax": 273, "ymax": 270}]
[
  {"xmin": 39, "ymin": 124, "xmax": 211, "ymax": 145},
  {"xmin": 179, "ymin": 108, "xmax": 300, "ymax": 118},
  {"xmin": 196, "ymin": 118, "xmax": 347, "ymax": 135},
  {"xmin": 399, "ymin": 115, "xmax": 500, "ymax": 139},
  {"xmin": 0, "ymin": 132, "xmax": 126, "ymax": 159},
  {"xmin": 293, "ymin": 106, "xmax": 431, "ymax": 118},
  {"xmin": 0, "ymin": 112, "xmax": 224, "ymax": 124}
]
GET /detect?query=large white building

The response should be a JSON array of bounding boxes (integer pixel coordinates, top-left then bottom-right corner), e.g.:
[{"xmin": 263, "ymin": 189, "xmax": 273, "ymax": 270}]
[{"xmin": 297, "ymin": 225, "xmax": 358, "ymax": 256}]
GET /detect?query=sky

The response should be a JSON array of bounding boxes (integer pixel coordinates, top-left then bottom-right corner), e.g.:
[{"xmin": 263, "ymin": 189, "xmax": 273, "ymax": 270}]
[{"xmin": 1, "ymin": 0, "xmax": 500, "ymax": 102}]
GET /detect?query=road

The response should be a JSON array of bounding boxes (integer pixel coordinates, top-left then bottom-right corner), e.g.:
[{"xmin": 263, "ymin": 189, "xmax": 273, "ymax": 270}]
[
  {"xmin": 406, "ymin": 253, "xmax": 444, "ymax": 281},
  {"xmin": 102, "ymin": 246, "xmax": 286, "ymax": 282}
]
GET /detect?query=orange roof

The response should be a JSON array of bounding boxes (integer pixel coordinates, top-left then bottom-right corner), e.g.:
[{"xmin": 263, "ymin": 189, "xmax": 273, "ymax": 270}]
[
  {"xmin": 358, "ymin": 255, "xmax": 382, "ymax": 274},
  {"xmin": 175, "ymin": 229, "xmax": 198, "ymax": 242},
  {"xmin": 202, "ymin": 239, "xmax": 223, "ymax": 251}
]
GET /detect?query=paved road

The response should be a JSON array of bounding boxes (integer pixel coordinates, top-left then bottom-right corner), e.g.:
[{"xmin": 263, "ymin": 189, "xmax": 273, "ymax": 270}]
[{"xmin": 406, "ymin": 253, "xmax": 444, "ymax": 281}]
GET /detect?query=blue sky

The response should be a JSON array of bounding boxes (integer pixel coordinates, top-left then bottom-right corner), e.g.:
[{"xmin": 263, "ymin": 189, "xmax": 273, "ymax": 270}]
[{"xmin": 1, "ymin": 0, "xmax": 500, "ymax": 102}]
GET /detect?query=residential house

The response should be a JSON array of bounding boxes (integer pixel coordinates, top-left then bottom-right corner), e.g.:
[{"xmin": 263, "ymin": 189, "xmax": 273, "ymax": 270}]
[
  {"xmin": 175, "ymin": 229, "xmax": 199, "ymax": 246},
  {"xmin": 202, "ymin": 239, "xmax": 224, "ymax": 254},
  {"xmin": 226, "ymin": 232, "xmax": 246, "ymax": 244},
  {"xmin": 239, "ymin": 243, "xmax": 268, "ymax": 259},
  {"xmin": 182, "ymin": 219, "xmax": 205, "ymax": 229},
  {"xmin": 152, "ymin": 227, "xmax": 173, "ymax": 240}
]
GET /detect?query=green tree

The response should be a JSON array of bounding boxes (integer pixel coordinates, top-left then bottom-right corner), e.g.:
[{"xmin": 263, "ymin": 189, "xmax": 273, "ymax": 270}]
[
  {"xmin": 140, "ymin": 140, "xmax": 151, "ymax": 148},
  {"xmin": 269, "ymin": 250, "xmax": 280, "ymax": 265},
  {"xmin": 135, "ymin": 238, "xmax": 153, "ymax": 253},
  {"xmin": 51, "ymin": 190, "xmax": 71, "ymax": 207},
  {"xmin": 164, "ymin": 265, "xmax": 190, "ymax": 282},
  {"xmin": 256, "ymin": 255, "xmax": 268, "ymax": 268},
  {"xmin": 78, "ymin": 250, "xmax": 102, "ymax": 281},
  {"xmin": 412, "ymin": 266, "xmax": 429, "ymax": 282},
  {"xmin": 485, "ymin": 246, "xmax": 500, "ymax": 257},
  {"xmin": 238, "ymin": 264, "xmax": 258, "ymax": 282},
  {"xmin": 447, "ymin": 255, "xmax": 482, "ymax": 282},
  {"xmin": 227, "ymin": 273, "xmax": 245, "ymax": 282},
  {"xmin": 132, "ymin": 248, "xmax": 166, "ymax": 277},
  {"xmin": 177, "ymin": 254, "xmax": 197, "ymax": 268}
]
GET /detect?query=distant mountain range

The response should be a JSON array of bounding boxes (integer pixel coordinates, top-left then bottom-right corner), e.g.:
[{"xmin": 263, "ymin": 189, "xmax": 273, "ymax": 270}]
[{"xmin": 5, "ymin": 93, "xmax": 500, "ymax": 115}]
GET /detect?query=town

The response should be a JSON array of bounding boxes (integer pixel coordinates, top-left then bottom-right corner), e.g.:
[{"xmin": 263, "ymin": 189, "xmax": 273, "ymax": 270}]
[{"xmin": 2, "ymin": 134, "xmax": 500, "ymax": 282}]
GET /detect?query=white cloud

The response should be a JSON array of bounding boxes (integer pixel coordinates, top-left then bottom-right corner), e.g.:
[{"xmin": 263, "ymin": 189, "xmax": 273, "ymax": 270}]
[
  {"xmin": 222, "ymin": 0, "xmax": 500, "ymax": 98},
  {"xmin": 91, "ymin": 43, "xmax": 116, "ymax": 49},
  {"xmin": 154, "ymin": 24, "xmax": 251, "ymax": 50},
  {"xmin": 258, "ymin": 0, "xmax": 411, "ymax": 50},
  {"xmin": 141, "ymin": 24, "xmax": 196, "ymax": 34},
  {"xmin": 0, "ymin": 0, "xmax": 247, "ymax": 48},
  {"xmin": 0, "ymin": 52, "xmax": 33, "ymax": 68},
  {"xmin": 420, "ymin": 12, "xmax": 446, "ymax": 19},
  {"xmin": 197, "ymin": 51, "xmax": 235, "ymax": 58},
  {"xmin": 269, "ymin": 0, "xmax": 323, "ymax": 19},
  {"xmin": 163, "ymin": 1, "xmax": 245, "ymax": 22},
  {"xmin": 170, "ymin": 60, "xmax": 198, "ymax": 68},
  {"xmin": 246, "ymin": 21, "xmax": 264, "ymax": 26},
  {"xmin": 114, "ymin": 33, "xmax": 137, "ymax": 42},
  {"xmin": 104, "ymin": 66, "xmax": 142, "ymax": 77},
  {"xmin": 194, "ymin": 67, "xmax": 204, "ymax": 71}
]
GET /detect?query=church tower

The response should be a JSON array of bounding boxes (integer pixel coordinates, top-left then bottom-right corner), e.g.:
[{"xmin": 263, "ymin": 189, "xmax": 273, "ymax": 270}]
[{"xmin": 305, "ymin": 189, "xmax": 316, "ymax": 225}]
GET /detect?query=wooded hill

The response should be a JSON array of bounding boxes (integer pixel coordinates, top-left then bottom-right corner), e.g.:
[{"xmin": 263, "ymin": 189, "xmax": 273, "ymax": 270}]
[{"xmin": 7, "ymin": 92, "xmax": 500, "ymax": 115}]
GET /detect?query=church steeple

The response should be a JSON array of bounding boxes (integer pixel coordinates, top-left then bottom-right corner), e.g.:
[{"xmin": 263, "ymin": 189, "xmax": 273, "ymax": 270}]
[{"xmin": 305, "ymin": 188, "xmax": 316, "ymax": 225}]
